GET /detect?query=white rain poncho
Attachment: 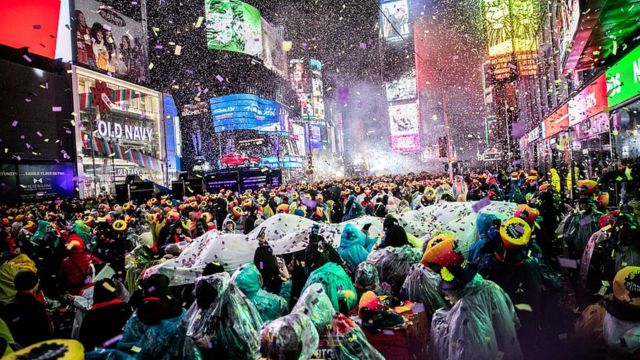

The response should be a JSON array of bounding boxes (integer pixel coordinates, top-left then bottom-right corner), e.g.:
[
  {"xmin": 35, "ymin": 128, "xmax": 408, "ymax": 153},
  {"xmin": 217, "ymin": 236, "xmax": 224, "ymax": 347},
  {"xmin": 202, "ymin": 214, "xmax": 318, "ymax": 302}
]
[
  {"xmin": 184, "ymin": 273, "xmax": 263, "ymax": 360},
  {"xmin": 431, "ymin": 274, "xmax": 523, "ymax": 360},
  {"xmin": 603, "ymin": 311, "xmax": 640, "ymax": 357},
  {"xmin": 365, "ymin": 245, "xmax": 422, "ymax": 295},
  {"xmin": 145, "ymin": 202, "xmax": 516, "ymax": 286},
  {"xmin": 259, "ymin": 313, "xmax": 319, "ymax": 360},
  {"xmin": 146, "ymin": 214, "xmax": 383, "ymax": 285}
]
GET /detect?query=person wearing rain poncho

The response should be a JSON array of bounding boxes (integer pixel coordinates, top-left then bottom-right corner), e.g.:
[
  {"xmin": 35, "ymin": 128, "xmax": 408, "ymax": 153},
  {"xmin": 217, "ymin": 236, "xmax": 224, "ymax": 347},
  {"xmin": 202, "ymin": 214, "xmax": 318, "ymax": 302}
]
[
  {"xmin": 292, "ymin": 284, "xmax": 384, "ymax": 360},
  {"xmin": 401, "ymin": 262, "xmax": 446, "ymax": 316},
  {"xmin": 302, "ymin": 262, "xmax": 358, "ymax": 313},
  {"xmin": 117, "ymin": 274, "xmax": 188, "ymax": 359},
  {"xmin": 184, "ymin": 273, "xmax": 263, "ymax": 360},
  {"xmin": 422, "ymin": 234, "xmax": 523, "ymax": 360},
  {"xmin": 232, "ymin": 263, "xmax": 288, "ymax": 323},
  {"xmin": 476, "ymin": 217, "xmax": 544, "ymax": 358},
  {"xmin": 338, "ymin": 223, "xmax": 377, "ymax": 270},
  {"xmin": 259, "ymin": 313, "xmax": 319, "ymax": 360}
]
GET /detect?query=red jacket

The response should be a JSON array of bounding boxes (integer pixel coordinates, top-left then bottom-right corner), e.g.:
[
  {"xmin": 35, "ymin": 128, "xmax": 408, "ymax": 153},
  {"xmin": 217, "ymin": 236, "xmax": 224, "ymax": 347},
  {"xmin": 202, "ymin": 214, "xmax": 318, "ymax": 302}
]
[{"xmin": 60, "ymin": 251, "xmax": 103, "ymax": 295}]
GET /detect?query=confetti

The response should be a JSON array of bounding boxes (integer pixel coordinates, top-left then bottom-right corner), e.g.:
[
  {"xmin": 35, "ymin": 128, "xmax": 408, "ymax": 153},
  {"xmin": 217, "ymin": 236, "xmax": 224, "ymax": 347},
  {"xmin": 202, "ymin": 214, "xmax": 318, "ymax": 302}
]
[
  {"xmin": 195, "ymin": 16, "xmax": 204, "ymax": 28},
  {"xmin": 216, "ymin": 75, "xmax": 224, "ymax": 82},
  {"xmin": 11, "ymin": 121, "xmax": 18, "ymax": 127},
  {"xmin": 175, "ymin": 45, "xmax": 182, "ymax": 55},
  {"xmin": 52, "ymin": 106, "xmax": 62, "ymax": 112},
  {"xmin": 22, "ymin": 55, "xmax": 32, "ymax": 62}
]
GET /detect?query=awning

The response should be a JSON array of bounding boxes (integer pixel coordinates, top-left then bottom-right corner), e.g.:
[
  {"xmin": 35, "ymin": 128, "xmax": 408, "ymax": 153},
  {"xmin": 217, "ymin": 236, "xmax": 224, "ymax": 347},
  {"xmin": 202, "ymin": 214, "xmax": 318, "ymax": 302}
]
[{"xmin": 563, "ymin": 0, "xmax": 640, "ymax": 73}]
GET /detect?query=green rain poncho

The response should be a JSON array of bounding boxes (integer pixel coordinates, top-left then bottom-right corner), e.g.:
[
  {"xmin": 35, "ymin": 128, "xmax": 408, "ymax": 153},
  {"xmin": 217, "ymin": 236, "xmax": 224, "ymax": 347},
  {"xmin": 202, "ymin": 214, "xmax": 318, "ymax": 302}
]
[
  {"xmin": 31, "ymin": 220, "xmax": 53, "ymax": 242},
  {"xmin": 302, "ymin": 262, "xmax": 357, "ymax": 312},
  {"xmin": 232, "ymin": 263, "xmax": 288, "ymax": 323},
  {"xmin": 72, "ymin": 220, "xmax": 93, "ymax": 245}
]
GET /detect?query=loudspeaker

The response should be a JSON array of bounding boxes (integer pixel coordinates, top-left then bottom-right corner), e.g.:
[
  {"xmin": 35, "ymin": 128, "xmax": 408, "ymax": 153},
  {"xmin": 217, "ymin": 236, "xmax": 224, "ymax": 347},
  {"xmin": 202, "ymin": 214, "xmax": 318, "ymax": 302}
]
[
  {"xmin": 128, "ymin": 182, "xmax": 154, "ymax": 202},
  {"xmin": 115, "ymin": 184, "xmax": 129, "ymax": 203},
  {"xmin": 172, "ymin": 180, "xmax": 186, "ymax": 199},
  {"xmin": 184, "ymin": 178, "xmax": 204, "ymax": 195},
  {"xmin": 124, "ymin": 174, "xmax": 143, "ymax": 185}
]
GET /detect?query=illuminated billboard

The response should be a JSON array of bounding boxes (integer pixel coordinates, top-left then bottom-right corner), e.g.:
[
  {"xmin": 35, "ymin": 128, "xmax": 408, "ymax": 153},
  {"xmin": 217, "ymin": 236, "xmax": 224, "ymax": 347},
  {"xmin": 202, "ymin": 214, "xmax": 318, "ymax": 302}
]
[
  {"xmin": 0, "ymin": 0, "xmax": 72, "ymax": 61},
  {"xmin": 606, "ymin": 44, "xmax": 640, "ymax": 108},
  {"xmin": 261, "ymin": 18, "xmax": 287, "ymax": 78},
  {"xmin": 210, "ymin": 94, "xmax": 286, "ymax": 133},
  {"xmin": 380, "ymin": 0, "xmax": 410, "ymax": 41},
  {"xmin": 484, "ymin": 0, "xmax": 541, "ymax": 78},
  {"xmin": 205, "ymin": 0, "xmax": 262, "ymax": 57},
  {"xmin": 386, "ymin": 69, "xmax": 417, "ymax": 101},
  {"xmin": 389, "ymin": 102, "xmax": 420, "ymax": 152},
  {"xmin": 74, "ymin": 0, "xmax": 149, "ymax": 82}
]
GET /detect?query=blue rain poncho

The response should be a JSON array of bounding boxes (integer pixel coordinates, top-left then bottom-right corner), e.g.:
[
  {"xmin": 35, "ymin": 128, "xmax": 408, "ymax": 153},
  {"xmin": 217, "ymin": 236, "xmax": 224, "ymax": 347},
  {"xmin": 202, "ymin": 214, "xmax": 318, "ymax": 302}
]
[
  {"xmin": 431, "ymin": 274, "xmax": 523, "ymax": 360},
  {"xmin": 302, "ymin": 262, "xmax": 357, "ymax": 312},
  {"xmin": 338, "ymin": 223, "xmax": 377, "ymax": 269},
  {"xmin": 117, "ymin": 309, "xmax": 188, "ymax": 360},
  {"xmin": 232, "ymin": 263, "xmax": 288, "ymax": 323},
  {"xmin": 184, "ymin": 273, "xmax": 263, "ymax": 360}
]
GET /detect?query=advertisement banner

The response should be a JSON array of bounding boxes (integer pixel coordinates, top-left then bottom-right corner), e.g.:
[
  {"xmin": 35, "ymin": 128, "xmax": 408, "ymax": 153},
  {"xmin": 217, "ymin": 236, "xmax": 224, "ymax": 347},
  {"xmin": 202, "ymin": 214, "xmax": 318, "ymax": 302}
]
[
  {"xmin": 309, "ymin": 125, "xmax": 323, "ymax": 150},
  {"xmin": 568, "ymin": 74, "xmax": 608, "ymax": 126},
  {"xmin": 389, "ymin": 102, "xmax": 420, "ymax": 152},
  {"xmin": 74, "ymin": 0, "xmax": 149, "ymax": 82},
  {"xmin": 606, "ymin": 44, "xmax": 640, "ymax": 108},
  {"xmin": 182, "ymin": 102, "xmax": 210, "ymax": 117},
  {"xmin": 0, "ymin": 163, "xmax": 18, "ymax": 202},
  {"xmin": 260, "ymin": 18, "xmax": 287, "ymax": 78},
  {"xmin": 205, "ymin": 0, "xmax": 262, "ymax": 57},
  {"xmin": 210, "ymin": 94, "xmax": 286, "ymax": 133},
  {"xmin": 18, "ymin": 163, "xmax": 76, "ymax": 200},
  {"xmin": 543, "ymin": 103, "xmax": 569, "ymax": 138},
  {"xmin": 205, "ymin": 171, "xmax": 239, "ymax": 193},
  {"xmin": 259, "ymin": 156, "xmax": 303, "ymax": 169},
  {"xmin": 385, "ymin": 69, "xmax": 417, "ymax": 102},
  {"xmin": 380, "ymin": 0, "xmax": 410, "ymax": 41}
]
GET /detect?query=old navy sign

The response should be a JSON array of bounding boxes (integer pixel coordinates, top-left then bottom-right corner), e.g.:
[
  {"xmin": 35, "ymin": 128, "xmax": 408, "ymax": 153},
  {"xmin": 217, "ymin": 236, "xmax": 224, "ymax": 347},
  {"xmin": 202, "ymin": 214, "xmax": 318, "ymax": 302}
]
[
  {"xmin": 97, "ymin": 120, "xmax": 152, "ymax": 142},
  {"xmin": 568, "ymin": 74, "xmax": 608, "ymax": 127}
]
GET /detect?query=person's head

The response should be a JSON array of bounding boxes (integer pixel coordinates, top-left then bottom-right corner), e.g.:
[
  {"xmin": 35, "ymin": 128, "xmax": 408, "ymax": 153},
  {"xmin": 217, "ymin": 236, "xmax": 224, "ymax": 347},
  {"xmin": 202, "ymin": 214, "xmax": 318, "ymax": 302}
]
[
  {"xmin": 14, "ymin": 270, "xmax": 39, "ymax": 293},
  {"xmin": 121, "ymin": 35, "xmax": 131, "ymax": 50},
  {"xmin": 195, "ymin": 279, "xmax": 218, "ymax": 310},
  {"xmin": 93, "ymin": 278, "xmax": 119, "ymax": 303},
  {"xmin": 75, "ymin": 10, "xmax": 86, "ymax": 27},
  {"xmin": 90, "ymin": 23, "xmax": 104, "ymax": 42}
]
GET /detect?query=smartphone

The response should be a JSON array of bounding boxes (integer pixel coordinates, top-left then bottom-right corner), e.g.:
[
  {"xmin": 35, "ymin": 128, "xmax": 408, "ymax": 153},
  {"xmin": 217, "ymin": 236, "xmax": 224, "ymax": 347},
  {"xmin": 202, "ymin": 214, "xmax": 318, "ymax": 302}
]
[
  {"xmin": 362, "ymin": 223, "xmax": 372, "ymax": 232},
  {"xmin": 258, "ymin": 227, "xmax": 266, "ymax": 238},
  {"xmin": 311, "ymin": 224, "xmax": 320, "ymax": 235}
]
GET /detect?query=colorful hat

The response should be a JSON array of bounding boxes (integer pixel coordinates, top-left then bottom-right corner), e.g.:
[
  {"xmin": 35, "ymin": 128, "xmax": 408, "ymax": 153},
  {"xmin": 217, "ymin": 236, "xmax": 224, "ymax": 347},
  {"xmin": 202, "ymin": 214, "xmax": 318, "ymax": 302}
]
[
  {"xmin": 514, "ymin": 204, "xmax": 539, "ymax": 225},
  {"xmin": 577, "ymin": 179, "xmax": 598, "ymax": 195},
  {"xmin": 420, "ymin": 234, "xmax": 464, "ymax": 270},
  {"xmin": 613, "ymin": 266, "xmax": 640, "ymax": 308},
  {"xmin": 276, "ymin": 204, "xmax": 289, "ymax": 214},
  {"xmin": 112, "ymin": 219, "xmax": 127, "ymax": 233},
  {"xmin": 499, "ymin": 217, "xmax": 531, "ymax": 250}
]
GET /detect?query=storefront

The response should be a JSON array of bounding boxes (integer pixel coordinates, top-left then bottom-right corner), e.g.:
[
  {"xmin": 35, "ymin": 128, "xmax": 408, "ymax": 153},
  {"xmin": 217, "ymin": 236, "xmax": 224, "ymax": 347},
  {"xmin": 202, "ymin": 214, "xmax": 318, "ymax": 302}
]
[
  {"xmin": 72, "ymin": 67, "xmax": 166, "ymax": 197},
  {"xmin": 567, "ymin": 74, "xmax": 610, "ymax": 178},
  {"xmin": 523, "ymin": 125, "xmax": 542, "ymax": 170},
  {"xmin": 541, "ymin": 103, "xmax": 570, "ymax": 173},
  {"xmin": 606, "ymin": 44, "xmax": 640, "ymax": 163}
]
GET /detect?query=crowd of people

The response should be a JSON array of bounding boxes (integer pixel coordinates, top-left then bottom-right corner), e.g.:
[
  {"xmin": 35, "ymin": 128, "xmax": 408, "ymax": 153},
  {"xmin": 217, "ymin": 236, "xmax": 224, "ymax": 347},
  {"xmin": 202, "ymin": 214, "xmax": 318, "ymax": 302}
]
[{"xmin": 0, "ymin": 164, "xmax": 639, "ymax": 359}]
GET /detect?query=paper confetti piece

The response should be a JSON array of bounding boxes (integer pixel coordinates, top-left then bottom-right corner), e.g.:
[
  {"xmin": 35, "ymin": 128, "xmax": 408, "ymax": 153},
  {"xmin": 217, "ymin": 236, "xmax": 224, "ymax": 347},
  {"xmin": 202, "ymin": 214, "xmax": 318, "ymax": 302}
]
[
  {"xmin": 33, "ymin": 24, "xmax": 41, "ymax": 29},
  {"xmin": 11, "ymin": 121, "xmax": 18, "ymax": 127},
  {"xmin": 174, "ymin": 45, "xmax": 182, "ymax": 55},
  {"xmin": 472, "ymin": 197, "xmax": 491, "ymax": 212},
  {"xmin": 23, "ymin": 55, "xmax": 32, "ymax": 62},
  {"xmin": 102, "ymin": 282, "xmax": 116, "ymax": 292},
  {"xmin": 515, "ymin": 304, "xmax": 532, "ymax": 312},
  {"xmin": 52, "ymin": 106, "xmax": 62, "ymax": 112},
  {"xmin": 359, "ymin": 42, "xmax": 366, "ymax": 49},
  {"xmin": 148, "ymin": 63, "xmax": 154, "ymax": 70},
  {"xmin": 131, "ymin": 346, "xmax": 141, "ymax": 353},
  {"xmin": 216, "ymin": 75, "xmax": 224, "ymax": 82},
  {"xmin": 282, "ymin": 41, "xmax": 292, "ymax": 52},
  {"xmin": 102, "ymin": 334, "xmax": 123, "ymax": 347},
  {"xmin": 195, "ymin": 16, "xmax": 204, "ymax": 28}
]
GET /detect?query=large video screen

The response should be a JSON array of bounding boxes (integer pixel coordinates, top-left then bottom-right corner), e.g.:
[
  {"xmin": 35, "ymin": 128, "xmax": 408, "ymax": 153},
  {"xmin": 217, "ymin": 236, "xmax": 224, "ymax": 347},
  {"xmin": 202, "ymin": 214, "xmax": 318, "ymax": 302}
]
[
  {"xmin": 205, "ymin": 0, "xmax": 262, "ymax": 57},
  {"xmin": 380, "ymin": 0, "xmax": 410, "ymax": 41},
  {"xmin": 18, "ymin": 162, "xmax": 77, "ymax": 200},
  {"xmin": 0, "ymin": 0, "xmax": 72, "ymax": 61},
  {"xmin": 210, "ymin": 94, "xmax": 286, "ymax": 133},
  {"xmin": 388, "ymin": 102, "xmax": 420, "ymax": 152},
  {"xmin": 386, "ymin": 69, "xmax": 416, "ymax": 101},
  {"xmin": 0, "ymin": 59, "xmax": 75, "ymax": 162},
  {"xmin": 74, "ymin": 0, "xmax": 149, "ymax": 82}
]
